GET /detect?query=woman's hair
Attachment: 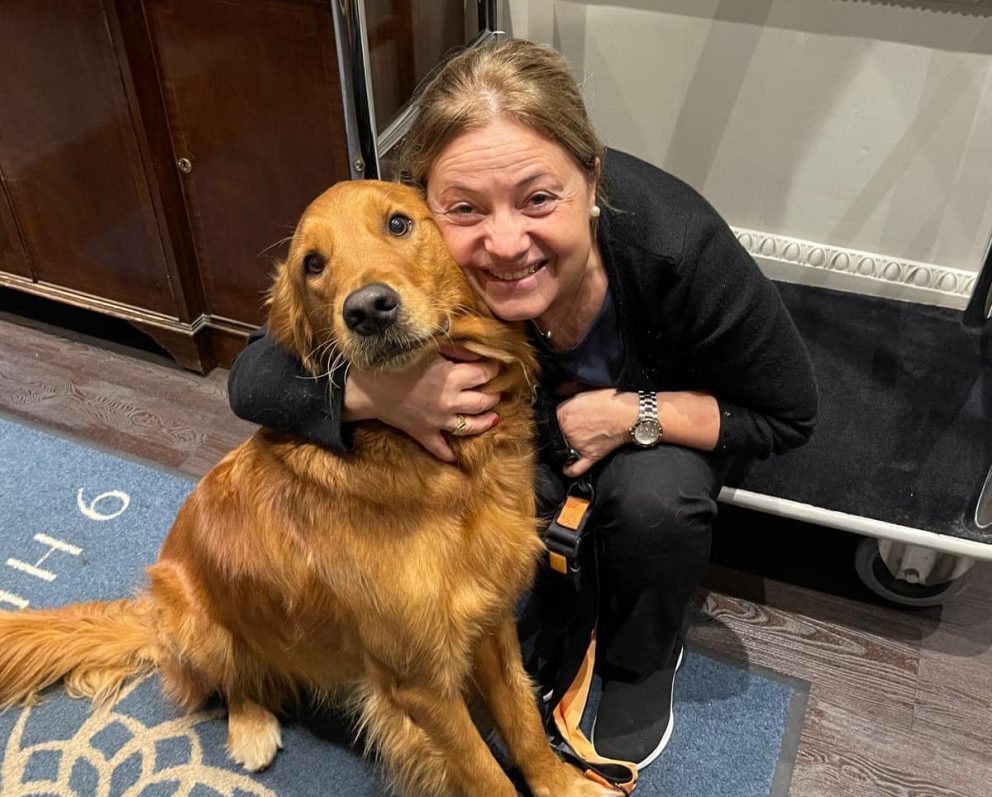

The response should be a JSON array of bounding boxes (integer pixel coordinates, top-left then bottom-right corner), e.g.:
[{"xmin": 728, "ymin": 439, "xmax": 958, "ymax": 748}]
[{"xmin": 397, "ymin": 38, "xmax": 605, "ymax": 199}]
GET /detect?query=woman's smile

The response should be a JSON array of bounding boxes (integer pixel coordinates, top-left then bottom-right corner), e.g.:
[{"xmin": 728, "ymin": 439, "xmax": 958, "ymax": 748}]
[{"xmin": 483, "ymin": 259, "xmax": 547, "ymax": 283}]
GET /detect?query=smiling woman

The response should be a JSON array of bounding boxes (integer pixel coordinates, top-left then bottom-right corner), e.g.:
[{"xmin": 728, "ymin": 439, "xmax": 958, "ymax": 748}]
[{"xmin": 227, "ymin": 38, "xmax": 818, "ymax": 775}]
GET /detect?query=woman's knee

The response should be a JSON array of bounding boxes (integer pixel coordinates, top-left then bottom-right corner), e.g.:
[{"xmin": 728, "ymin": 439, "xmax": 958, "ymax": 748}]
[
  {"xmin": 604, "ymin": 483, "xmax": 716, "ymax": 549},
  {"xmin": 594, "ymin": 447, "xmax": 723, "ymax": 549}
]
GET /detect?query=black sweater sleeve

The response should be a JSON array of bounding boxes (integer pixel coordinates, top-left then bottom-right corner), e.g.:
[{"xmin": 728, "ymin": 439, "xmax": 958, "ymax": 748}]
[
  {"xmin": 677, "ymin": 212, "xmax": 818, "ymax": 459},
  {"xmin": 601, "ymin": 149, "xmax": 816, "ymax": 461},
  {"xmin": 227, "ymin": 326, "xmax": 353, "ymax": 451}
]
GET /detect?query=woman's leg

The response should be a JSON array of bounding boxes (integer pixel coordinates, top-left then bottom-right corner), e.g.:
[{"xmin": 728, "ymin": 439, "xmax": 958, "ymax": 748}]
[
  {"xmin": 515, "ymin": 446, "xmax": 733, "ymax": 766},
  {"xmin": 594, "ymin": 444, "xmax": 729, "ymax": 677},
  {"xmin": 589, "ymin": 444, "xmax": 733, "ymax": 766}
]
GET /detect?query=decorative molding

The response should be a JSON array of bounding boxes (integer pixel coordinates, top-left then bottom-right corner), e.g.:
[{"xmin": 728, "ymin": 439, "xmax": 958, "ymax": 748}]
[
  {"xmin": 0, "ymin": 273, "xmax": 259, "ymax": 335},
  {"xmin": 733, "ymin": 227, "xmax": 977, "ymax": 309},
  {"xmin": 834, "ymin": 0, "xmax": 992, "ymax": 16}
]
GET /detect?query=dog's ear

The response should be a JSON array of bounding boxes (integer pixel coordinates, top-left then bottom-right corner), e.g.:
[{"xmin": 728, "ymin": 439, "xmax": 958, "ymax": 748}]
[
  {"xmin": 266, "ymin": 260, "xmax": 320, "ymax": 374},
  {"xmin": 449, "ymin": 316, "xmax": 538, "ymax": 392}
]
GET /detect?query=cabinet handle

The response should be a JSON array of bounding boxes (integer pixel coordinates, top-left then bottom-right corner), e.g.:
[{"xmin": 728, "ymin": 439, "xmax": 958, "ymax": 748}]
[{"xmin": 177, "ymin": 157, "xmax": 193, "ymax": 174}]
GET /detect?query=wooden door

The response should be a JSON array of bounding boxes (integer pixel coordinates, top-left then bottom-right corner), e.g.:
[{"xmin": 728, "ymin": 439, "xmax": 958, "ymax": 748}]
[
  {"xmin": 0, "ymin": 182, "xmax": 30, "ymax": 279},
  {"xmin": 0, "ymin": 0, "xmax": 178, "ymax": 314},
  {"xmin": 142, "ymin": 0, "xmax": 352, "ymax": 327}
]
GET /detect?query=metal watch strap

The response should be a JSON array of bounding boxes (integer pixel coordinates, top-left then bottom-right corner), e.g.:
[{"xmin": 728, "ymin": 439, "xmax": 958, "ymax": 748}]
[
  {"xmin": 638, "ymin": 390, "xmax": 657, "ymax": 425},
  {"xmin": 630, "ymin": 390, "xmax": 662, "ymax": 447}
]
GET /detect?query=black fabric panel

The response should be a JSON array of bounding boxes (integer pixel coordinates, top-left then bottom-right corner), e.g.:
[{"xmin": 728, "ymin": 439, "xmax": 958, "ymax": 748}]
[{"xmin": 730, "ymin": 283, "xmax": 992, "ymax": 543}]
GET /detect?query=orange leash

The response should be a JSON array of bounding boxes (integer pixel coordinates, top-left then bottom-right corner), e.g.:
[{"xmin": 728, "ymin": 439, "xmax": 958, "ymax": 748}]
[
  {"xmin": 550, "ymin": 633, "xmax": 638, "ymax": 794},
  {"xmin": 542, "ymin": 483, "xmax": 639, "ymax": 794}
]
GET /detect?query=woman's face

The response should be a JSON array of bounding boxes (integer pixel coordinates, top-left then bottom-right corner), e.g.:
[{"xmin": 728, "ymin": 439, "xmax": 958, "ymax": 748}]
[{"xmin": 426, "ymin": 119, "xmax": 599, "ymax": 323}]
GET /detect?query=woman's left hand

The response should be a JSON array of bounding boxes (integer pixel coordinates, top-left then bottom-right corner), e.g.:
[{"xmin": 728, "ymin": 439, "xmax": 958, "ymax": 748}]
[{"xmin": 555, "ymin": 388, "xmax": 639, "ymax": 477}]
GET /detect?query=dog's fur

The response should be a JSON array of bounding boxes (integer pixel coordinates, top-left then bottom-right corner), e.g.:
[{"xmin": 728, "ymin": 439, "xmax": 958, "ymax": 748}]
[{"xmin": 0, "ymin": 181, "xmax": 615, "ymax": 797}]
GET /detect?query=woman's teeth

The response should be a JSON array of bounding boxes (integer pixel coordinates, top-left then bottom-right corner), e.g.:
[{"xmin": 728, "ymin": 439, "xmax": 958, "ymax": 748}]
[{"xmin": 488, "ymin": 263, "xmax": 542, "ymax": 281}]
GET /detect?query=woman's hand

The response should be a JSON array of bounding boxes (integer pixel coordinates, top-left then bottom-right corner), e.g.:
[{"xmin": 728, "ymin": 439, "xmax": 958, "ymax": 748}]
[
  {"xmin": 556, "ymin": 388, "xmax": 638, "ymax": 477},
  {"xmin": 557, "ymin": 388, "xmax": 722, "ymax": 476},
  {"xmin": 344, "ymin": 346, "xmax": 501, "ymax": 462}
]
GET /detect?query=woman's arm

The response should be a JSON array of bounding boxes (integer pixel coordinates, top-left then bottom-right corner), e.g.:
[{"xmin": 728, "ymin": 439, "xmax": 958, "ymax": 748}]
[
  {"xmin": 228, "ymin": 325, "xmax": 351, "ymax": 450},
  {"xmin": 228, "ymin": 328, "xmax": 502, "ymax": 457},
  {"xmin": 675, "ymin": 212, "xmax": 819, "ymax": 459},
  {"xmin": 551, "ymin": 213, "xmax": 817, "ymax": 473},
  {"xmin": 554, "ymin": 388, "xmax": 720, "ymax": 477},
  {"xmin": 343, "ymin": 347, "xmax": 501, "ymax": 461}
]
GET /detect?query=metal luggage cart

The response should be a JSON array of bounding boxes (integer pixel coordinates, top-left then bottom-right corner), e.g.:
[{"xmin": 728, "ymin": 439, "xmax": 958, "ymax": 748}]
[{"xmin": 721, "ymin": 253, "xmax": 992, "ymax": 606}]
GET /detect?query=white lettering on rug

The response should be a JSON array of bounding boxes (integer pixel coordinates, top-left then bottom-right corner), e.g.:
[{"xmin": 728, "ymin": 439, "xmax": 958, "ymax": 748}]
[
  {"xmin": 1, "ymin": 486, "xmax": 132, "ymax": 609},
  {"xmin": 76, "ymin": 488, "xmax": 130, "ymax": 521},
  {"xmin": 6, "ymin": 533, "xmax": 83, "ymax": 583},
  {"xmin": 0, "ymin": 590, "xmax": 28, "ymax": 610}
]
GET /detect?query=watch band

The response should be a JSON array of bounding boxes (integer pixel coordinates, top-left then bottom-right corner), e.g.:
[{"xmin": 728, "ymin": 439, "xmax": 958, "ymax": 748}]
[
  {"xmin": 638, "ymin": 390, "xmax": 657, "ymax": 425},
  {"xmin": 630, "ymin": 390, "xmax": 663, "ymax": 447}
]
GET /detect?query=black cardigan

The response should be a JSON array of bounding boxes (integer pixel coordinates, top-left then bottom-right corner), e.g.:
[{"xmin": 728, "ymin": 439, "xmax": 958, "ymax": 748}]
[{"xmin": 228, "ymin": 149, "xmax": 817, "ymax": 461}]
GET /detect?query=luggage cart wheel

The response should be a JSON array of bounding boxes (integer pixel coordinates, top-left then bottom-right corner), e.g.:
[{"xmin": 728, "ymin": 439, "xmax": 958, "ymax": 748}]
[{"xmin": 854, "ymin": 537, "xmax": 972, "ymax": 607}]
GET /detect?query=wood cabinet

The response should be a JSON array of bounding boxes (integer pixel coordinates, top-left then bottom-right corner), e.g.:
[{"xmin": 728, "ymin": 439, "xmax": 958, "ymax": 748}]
[
  {"xmin": 0, "ymin": 185, "xmax": 30, "ymax": 280},
  {"xmin": 0, "ymin": 0, "xmax": 352, "ymax": 371}
]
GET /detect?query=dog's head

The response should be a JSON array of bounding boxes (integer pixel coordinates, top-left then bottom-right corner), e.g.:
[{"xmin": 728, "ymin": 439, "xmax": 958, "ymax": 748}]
[{"xmin": 268, "ymin": 180, "xmax": 487, "ymax": 374}]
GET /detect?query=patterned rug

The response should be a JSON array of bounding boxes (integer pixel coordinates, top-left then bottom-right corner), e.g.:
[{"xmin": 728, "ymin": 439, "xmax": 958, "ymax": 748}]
[{"xmin": 0, "ymin": 415, "xmax": 808, "ymax": 796}]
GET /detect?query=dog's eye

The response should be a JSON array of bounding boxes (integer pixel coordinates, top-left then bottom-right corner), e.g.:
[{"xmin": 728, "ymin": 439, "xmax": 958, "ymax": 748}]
[
  {"xmin": 303, "ymin": 252, "xmax": 325, "ymax": 275},
  {"xmin": 387, "ymin": 214, "xmax": 413, "ymax": 237}
]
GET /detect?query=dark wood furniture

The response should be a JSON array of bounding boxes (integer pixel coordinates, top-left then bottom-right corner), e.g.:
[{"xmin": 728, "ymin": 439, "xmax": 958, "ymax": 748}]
[{"xmin": 0, "ymin": 0, "xmax": 352, "ymax": 371}]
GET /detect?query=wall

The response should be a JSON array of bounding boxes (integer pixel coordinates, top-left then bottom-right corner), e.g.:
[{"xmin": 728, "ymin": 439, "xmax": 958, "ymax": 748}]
[{"xmin": 503, "ymin": 0, "xmax": 992, "ymax": 308}]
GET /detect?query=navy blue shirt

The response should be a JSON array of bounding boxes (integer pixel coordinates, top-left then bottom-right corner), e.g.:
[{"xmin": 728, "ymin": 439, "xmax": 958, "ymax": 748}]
[{"xmin": 531, "ymin": 291, "xmax": 624, "ymax": 391}]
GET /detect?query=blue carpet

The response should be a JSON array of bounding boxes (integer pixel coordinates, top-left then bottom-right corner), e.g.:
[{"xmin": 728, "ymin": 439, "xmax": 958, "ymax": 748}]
[{"xmin": 0, "ymin": 416, "xmax": 807, "ymax": 796}]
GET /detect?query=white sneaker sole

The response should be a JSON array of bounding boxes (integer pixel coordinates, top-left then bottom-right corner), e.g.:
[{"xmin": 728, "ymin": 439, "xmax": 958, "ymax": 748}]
[{"xmin": 591, "ymin": 644, "xmax": 685, "ymax": 771}]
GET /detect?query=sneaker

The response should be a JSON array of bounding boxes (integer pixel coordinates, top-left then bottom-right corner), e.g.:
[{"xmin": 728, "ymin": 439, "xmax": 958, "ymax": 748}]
[{"xmin": 590, "ymin": 639, "xmax": 685, "ymax": 770}]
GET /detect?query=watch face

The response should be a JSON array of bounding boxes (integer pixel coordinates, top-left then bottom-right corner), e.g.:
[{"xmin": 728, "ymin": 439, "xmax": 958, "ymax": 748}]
[{"xmin": 633, "ymin": 420, "xmax": 661, "ymax": 447}]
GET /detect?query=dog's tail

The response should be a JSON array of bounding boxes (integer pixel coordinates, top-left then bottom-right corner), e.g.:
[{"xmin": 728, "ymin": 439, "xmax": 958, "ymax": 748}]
[{"xmin": 0, "ymin": 596, "xmax": 157, "ymax": 710}]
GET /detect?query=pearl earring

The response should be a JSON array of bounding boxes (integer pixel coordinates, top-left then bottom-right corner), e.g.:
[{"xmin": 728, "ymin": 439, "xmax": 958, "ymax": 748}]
[{"xmin": 591, "ymin": 205, "xmax": 601, "ymax": 219}]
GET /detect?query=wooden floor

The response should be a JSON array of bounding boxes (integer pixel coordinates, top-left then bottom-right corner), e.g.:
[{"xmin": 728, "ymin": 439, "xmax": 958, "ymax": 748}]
[{"xmin": 1, "ymin": 308, "xmax": 989, "ymax": 796}]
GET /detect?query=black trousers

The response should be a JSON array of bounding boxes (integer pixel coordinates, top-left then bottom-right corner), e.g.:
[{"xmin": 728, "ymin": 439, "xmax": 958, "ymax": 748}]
[{"xmin": 517, "ymin": 444, "xmax": 734, "ymax": 684}]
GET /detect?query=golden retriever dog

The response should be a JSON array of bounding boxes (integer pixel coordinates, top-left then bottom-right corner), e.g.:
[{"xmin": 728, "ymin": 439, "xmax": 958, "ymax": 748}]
[{"xmin": 0, "ymin": 180, "xmax": 616, "ymax": 797}]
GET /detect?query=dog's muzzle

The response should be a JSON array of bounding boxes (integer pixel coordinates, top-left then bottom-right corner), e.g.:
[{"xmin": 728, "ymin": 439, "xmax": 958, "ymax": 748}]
[{"xmin": 343, "ymin": 283, "xmax": 400, "ymax": 336}]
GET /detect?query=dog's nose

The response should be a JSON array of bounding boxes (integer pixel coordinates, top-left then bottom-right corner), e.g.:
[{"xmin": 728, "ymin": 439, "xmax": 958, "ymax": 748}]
[{"xmin": 342, "ymin": 283, "xmax": 401, "ymax": 336}]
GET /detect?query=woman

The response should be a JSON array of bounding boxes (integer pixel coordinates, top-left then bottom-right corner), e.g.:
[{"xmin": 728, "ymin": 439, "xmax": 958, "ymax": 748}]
[{"xmin": 228, "ymin": 39, "xmax": 817, "ymax": 770}]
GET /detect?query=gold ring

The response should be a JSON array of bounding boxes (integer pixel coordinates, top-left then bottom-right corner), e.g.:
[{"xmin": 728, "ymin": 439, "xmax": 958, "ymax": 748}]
[{"xmin": 453, "ymin": 414, "xmax": 468, "ymax": 436}]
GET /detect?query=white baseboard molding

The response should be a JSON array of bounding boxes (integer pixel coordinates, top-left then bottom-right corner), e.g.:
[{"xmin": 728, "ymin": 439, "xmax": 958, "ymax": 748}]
[{"xmin": 733, "ymin": 227, "xmax": 976, "ymax": 311}]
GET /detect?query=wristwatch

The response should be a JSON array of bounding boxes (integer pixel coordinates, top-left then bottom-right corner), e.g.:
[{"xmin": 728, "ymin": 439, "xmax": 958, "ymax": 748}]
[{"xmin": 630, "ymin": 390, "xmax": 663, "ymax": 448}]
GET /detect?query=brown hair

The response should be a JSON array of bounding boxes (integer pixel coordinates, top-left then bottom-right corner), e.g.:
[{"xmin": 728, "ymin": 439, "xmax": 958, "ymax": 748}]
[{"xmin": 397, "ymin": 38, "xmax": 605, "ymax": 200}]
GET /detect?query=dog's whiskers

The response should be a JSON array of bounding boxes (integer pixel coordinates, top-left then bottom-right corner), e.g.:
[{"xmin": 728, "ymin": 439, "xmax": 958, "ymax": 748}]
[
  {"xmin": 297, "ymin": 335, "xmax": 344, "ymax": 385},
  {"xmin": 256, "ymin": 235, "xmax": 294, "ymax": 259},
  {"xmin": 324, "ymin": 352, "xmax": 349, "ymax": 389},
  {"xmin": 312, "ymin": 338, "xmax": 339, "ymax": 363},
  {"xmin": 295, "ymin": 302, "xmax": 342, "ymax": 374}
]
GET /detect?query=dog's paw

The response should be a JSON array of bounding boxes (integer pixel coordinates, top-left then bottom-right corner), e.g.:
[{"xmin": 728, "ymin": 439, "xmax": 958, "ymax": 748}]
[{"xmin": 226, "ymin": 706, "xmax": 284, "ymax": 772}]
